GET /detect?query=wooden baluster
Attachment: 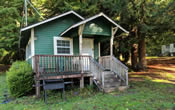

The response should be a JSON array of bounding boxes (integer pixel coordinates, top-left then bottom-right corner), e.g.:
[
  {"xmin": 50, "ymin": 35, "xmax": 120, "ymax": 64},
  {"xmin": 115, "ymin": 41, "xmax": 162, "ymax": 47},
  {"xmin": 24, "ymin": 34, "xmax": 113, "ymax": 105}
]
[
  {"xmin": 65, "ymin": 56, "xmax": 67, "ymax": 72},
  {"xmin": 51, "ymin": 56, "xmax": 53, "ymax": 73},
  {"xmin": 64, "ymin": 56, "xmax": 65, "ymax": 72},
  {"xmin": 59, "ymin": 56, "xmax": 61, "ymax": 73},
  {"xmin": 55, "ymin": 56, "xmax": 57, "ymax": 73},
  {"xmin": 41, "ymin": 56, "xmax": 43, "ymax": 71},
  {"xmin": 72, "ymin": 56, "xmax": 74, "ymax": 72},
  {"xmin": 38, "ymin": 55, "xmax": 40, "ymax": 73},
  {"xmin": 71, "ymin": 56, "xmax": 72, "ymax": 71},
  {"xmin": 58, "ymin": 56, "xmax": 59, "ymax": 73},
  {"xmin": 75, "ymin": 56, "xmax": 77, "ymax": 72},
  {"xmin": 69, "ymin": 56, "xmax": 71, "ymax": 72},
  {"xmin": 38, "ymin": 55, "xmax": 40, "ymax": 77},
  {"xmin": 66, "ymin": 56, "xmax": 68, "ymax": 72},
  {"xmin": 85, "ymin": 57, "xmax": 86, "ymax": 71},
  {"xmin": 53, "ymin": 56, "xmax": 55, "ymax": 73},
  {"xmin": 48, "ymin": 56, "xmax": 49, "ymax": 73},
  {"xmin": 44, "ymin": 56, "xmax": 46, "ymax": 73}
]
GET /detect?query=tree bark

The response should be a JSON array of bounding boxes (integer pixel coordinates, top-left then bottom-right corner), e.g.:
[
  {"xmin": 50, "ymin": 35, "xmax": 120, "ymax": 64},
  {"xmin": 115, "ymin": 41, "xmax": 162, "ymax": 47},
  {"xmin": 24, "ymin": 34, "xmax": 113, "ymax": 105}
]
[
  {"xmin": 131, "ymin": 44, "xmax": 138, "ymax": 70},
  {"xmin": 138, "ymin": 37, "xmax": 147, "ymax": 70}
]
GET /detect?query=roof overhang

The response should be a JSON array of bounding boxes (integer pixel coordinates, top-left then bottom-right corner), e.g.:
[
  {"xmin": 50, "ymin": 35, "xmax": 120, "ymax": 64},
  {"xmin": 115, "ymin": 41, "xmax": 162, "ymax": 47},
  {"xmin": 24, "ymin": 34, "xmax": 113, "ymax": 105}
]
[
  {"xmin": 20, "ymin": 10, "xmax": 84, "ymax": 32},
  {"xmin": 60, "ymin": 12, "xmax": 129, "ymax": 36}
]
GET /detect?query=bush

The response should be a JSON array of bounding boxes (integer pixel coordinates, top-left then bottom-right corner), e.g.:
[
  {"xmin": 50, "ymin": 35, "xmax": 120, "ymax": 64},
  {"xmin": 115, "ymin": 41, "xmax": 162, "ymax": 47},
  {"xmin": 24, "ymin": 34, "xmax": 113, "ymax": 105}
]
[{"xmin": 6, "ymin": 61, "xmax": 34, "ymax": 97}]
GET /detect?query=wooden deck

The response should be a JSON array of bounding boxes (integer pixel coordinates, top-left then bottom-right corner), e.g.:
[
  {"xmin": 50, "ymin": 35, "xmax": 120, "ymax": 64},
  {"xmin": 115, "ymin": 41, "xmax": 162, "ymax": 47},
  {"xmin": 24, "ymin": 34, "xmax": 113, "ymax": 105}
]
[
  {"xmin": 33, "ymin": 55, "xmax": 128, "ymax": 97},
  {"xmin": 33, "ymin": 55, "xmax": 92, "ymax": 80},
  {"xmin": 38, "ymin": 72, "xmax": 92, "ymax": 80}
]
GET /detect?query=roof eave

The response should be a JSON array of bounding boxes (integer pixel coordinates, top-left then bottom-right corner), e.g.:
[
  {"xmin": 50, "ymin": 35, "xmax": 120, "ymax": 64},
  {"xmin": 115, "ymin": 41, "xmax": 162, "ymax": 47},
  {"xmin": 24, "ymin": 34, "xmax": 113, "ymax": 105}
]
[
  {"xmin": 20, "ymin": 10, "xmax": 84, "ymax": 32},
  {"xmin": 60, "ymin": 12, "xmax": 129, "ymax": 36}
]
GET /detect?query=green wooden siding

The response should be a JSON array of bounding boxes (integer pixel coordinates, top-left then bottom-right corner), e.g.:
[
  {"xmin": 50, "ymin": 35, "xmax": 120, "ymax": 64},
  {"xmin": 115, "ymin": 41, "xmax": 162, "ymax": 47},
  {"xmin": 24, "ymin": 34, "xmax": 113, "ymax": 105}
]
[
  {"xmin": 34, "ymin": 14, "xmax": 82, "ymax": 55},
  {"xmin": 73, "ymin": 37, "xmax": 79, "ymax": 55},
  {"xmin": 83, "ymin": 17, "xmax": 111, "ymax": 36}
]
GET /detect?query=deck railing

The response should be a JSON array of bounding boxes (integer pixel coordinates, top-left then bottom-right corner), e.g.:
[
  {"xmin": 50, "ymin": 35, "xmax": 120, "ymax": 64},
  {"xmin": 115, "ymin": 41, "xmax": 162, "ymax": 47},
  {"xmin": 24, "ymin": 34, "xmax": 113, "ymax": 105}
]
[
  {"xmin": 34, "ymin": 55, "xmax": 91, "ymax": 78},
  {"xmin": 33, "ymin": 55, "xmax": 128, "ymax": 86},
  {"xmin": 89, "ymin": 57, "xmax": 105, "ymax": 88},
  {"xmin": 99, "ymin": 55, "xmax": 128, "ymax": 86}
]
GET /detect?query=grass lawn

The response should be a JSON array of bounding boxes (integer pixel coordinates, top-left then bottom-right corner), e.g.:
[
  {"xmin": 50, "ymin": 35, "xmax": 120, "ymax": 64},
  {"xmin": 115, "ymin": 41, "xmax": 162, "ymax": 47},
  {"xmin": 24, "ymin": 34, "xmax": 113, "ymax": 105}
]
[{"xmin": 0, "ymin": 72, "xmax": 175, "ymax": 110}]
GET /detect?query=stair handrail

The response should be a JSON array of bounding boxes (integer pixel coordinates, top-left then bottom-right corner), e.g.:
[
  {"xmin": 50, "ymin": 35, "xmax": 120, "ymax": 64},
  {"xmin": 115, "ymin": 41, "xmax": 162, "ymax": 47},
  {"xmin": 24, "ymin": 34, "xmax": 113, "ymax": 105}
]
[
  {"xmin": 99, "ymin": 55, "xmax": 128, "ymax": 86},
  {"xmin": 112, "ymin": 56, "xmax": 128, "ymax": 70},
  {"xmin": 111, "ymin": 56, "xmax": 128, "ymax": 86},
  {"xmin": 89, "ymin": 57, "xmax": 105, "ymax": 89},
  {"xmin": 90, "ymin": 57, "xmax": 105, "ymax": 70}
]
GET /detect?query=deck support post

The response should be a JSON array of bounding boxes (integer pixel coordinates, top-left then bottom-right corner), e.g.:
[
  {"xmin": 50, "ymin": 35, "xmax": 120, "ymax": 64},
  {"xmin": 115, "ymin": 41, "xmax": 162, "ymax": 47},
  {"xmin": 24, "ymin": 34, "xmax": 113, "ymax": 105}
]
[
  {"xmin": 78, "ymin": 24, "xmax": 85, "ymax": 89},
  {"xmin": 80, "ymin": 76, "xmax": 84, "ymax": 88},
  {"xmin": 71, "ymin": 78, "xmax": 74, "ymax": 87},
  {"xmin": 89, "ymin": 77, "xmax": 93, "ymax": 86},
  {"xmin": 35, "ymin": 80, "xmax": 40, "ymax": 98}
]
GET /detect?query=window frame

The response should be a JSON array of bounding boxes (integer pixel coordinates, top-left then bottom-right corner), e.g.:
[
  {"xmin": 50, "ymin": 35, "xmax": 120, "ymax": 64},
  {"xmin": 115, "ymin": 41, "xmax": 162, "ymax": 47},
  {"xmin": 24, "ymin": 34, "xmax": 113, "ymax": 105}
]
[{"xmin": 53, "ymin": 37, "xmax": 73, "ymax": 55}]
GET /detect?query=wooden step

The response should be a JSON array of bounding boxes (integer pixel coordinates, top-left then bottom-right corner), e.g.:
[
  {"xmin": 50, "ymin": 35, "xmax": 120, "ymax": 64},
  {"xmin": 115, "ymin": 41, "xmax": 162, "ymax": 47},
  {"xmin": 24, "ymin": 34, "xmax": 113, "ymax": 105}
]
[
  {"xmin": 104, "ymin": 82, "xmax": 120, "ymax": 87},
  {"xmin": 104, "ymin": 80, "xmax": 121, "ymax": 84},
  {"xmin": 104, "ymin": 86, "xmax": 128, "ymax": 93},
  {"xmin": 103, "ymin": 87, "xmax": 118, "ymax": 93}
]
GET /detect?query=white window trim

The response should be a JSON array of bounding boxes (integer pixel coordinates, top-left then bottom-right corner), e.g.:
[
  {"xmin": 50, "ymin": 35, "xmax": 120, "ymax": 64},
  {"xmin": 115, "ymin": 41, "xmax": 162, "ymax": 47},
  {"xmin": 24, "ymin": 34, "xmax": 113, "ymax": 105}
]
[
  {"xmin": 26, "ymin": 37, "xmax": 32, "ymax": 60},
  {"xmin": 53, "ymin": 37, "xmax": 73, "ymax": 55},
  {"xmin": 26, "ymin": 28, "xmax": 35, "ymax": 61}
]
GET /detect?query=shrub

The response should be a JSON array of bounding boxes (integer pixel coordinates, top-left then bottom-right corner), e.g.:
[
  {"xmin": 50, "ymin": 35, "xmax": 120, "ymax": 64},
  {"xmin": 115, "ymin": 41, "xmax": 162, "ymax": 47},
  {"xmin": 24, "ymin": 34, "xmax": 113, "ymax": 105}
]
[{"xmin": 6, "ymin": 61, "xmax": 34, "ymax": 97}]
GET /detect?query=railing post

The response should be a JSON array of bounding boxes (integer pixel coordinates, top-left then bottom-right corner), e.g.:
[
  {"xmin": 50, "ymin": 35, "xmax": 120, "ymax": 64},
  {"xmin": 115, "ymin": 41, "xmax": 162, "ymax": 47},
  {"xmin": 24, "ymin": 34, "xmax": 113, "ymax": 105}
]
[
  {"xmin": 125, "ymin": 70, "xmax": 128, "ymax": 86},
  {"xmin": 110, "ymin": 56, "xmax": 113, "ymax": 71},
  {"xmin": 79, "ymin": 56, "xmax": 84, "ymax": 88},
  {"xmin": 35, "ymin": 55, "xmax": 41, "ymax": 98},
  {"xmin": 102, "ymin": 71, "xmax": 105, "ymax": 89}
]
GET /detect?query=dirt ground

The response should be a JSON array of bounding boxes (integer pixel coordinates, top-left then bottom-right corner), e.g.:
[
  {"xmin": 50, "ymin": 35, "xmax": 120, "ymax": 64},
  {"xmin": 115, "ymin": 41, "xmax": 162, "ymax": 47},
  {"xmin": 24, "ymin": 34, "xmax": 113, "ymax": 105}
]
[{"xmin": 129, "ymin": 57, "xmax": 175, "ymax": 84}]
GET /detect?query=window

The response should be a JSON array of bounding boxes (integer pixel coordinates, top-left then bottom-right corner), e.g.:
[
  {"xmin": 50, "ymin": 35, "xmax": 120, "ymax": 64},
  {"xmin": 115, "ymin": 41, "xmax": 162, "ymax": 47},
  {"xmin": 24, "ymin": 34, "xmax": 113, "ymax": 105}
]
[{"xmin": 54, "ymin": 37, "xmax": 73, "ymax": 55}]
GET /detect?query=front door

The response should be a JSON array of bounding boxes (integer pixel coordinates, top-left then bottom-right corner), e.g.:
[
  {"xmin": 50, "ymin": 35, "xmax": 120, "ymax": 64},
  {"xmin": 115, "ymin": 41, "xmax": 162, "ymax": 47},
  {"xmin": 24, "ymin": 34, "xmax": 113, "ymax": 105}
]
[
  {"xmin": 82, "ymin": 38, "xmax": 94, "ymax": 57},
  {"xmin": 81, "ymin": 38, "xmax": 94, "ymax": 71}
]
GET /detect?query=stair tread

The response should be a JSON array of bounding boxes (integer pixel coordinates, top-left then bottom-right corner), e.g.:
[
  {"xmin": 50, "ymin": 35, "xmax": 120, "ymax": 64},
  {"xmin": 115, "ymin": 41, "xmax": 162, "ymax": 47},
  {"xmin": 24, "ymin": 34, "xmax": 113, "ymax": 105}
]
[{"xmin": 103, "ymin": 87, "xmax": 118, "ymax": 93}]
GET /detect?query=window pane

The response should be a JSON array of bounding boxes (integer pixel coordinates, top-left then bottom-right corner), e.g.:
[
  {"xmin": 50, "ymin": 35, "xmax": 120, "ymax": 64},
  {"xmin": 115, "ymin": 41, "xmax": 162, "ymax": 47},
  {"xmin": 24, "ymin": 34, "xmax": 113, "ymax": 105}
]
[
  {"xmin": 57, "ymin": 47, "xmax": 70, "ymax": 54},
  {"xmin": 57, "ymin": 40, "xmax": 62, "ymax": 46},
  {"xmin": 56, "ymin": 39, "xmax": 71, "ymax": 54},
  {"xmin": 65, "ymin": 48, "xmax": 70, "ymax": 53},
  {"xmin": 65, "ymin": 41, "xmax": 70, "ymax": 46}
]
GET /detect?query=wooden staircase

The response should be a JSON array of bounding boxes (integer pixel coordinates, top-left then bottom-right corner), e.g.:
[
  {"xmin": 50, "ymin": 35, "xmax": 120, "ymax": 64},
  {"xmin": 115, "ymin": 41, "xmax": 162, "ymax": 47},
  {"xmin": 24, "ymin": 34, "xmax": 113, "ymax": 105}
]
[
  {"xmin": 90, "ymin": 56, "xmax": 128, "ymax": 92},
  {"xmin": 103, "ymin": 71, "xmax": 121, "ymax": 92}
]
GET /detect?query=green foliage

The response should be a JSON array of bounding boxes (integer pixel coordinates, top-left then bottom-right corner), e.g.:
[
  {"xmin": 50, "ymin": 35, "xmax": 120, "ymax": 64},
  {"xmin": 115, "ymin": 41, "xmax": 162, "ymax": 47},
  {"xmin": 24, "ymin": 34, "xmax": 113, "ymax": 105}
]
[
  {"xmin": 6, "ymin": 61, "xmax": 33, "ymax": 97},
  {"xmin": 146, "ymin": 31, "xmax": 175, "ymax": 56},
  {"xmin": 0, "ymin": 0, "xmax": 41, "ymax": 64}
]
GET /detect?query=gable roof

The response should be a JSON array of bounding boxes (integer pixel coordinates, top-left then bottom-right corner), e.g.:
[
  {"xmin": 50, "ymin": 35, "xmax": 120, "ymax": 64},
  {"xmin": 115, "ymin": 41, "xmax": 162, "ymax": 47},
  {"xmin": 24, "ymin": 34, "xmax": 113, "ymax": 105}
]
[
  {"xmin": 20, "ymin": 10, "xmax": 84, "ymax": 32},
  {"xmin": 60, "ymin": 12, "xmax": 129, "ymax": 36}
]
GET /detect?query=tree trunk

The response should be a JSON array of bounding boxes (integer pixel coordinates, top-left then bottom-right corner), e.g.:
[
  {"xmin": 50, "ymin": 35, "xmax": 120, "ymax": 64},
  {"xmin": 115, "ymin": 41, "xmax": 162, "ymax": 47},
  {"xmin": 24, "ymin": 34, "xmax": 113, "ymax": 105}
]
[
  {"xmin": 131, "ymin": 44, "xmax": 138, "ymax": 70},
  {"xmin": 138, "ymin": 37, "xmax": 147, "ymax": 70}
]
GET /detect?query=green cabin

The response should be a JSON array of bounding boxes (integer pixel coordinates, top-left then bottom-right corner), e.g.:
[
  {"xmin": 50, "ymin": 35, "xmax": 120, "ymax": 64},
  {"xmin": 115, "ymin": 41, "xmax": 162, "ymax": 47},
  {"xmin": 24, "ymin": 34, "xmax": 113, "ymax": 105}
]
[{"xmin": 20, "ymin": 11, "xmax": 129, "ymax": 96}]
